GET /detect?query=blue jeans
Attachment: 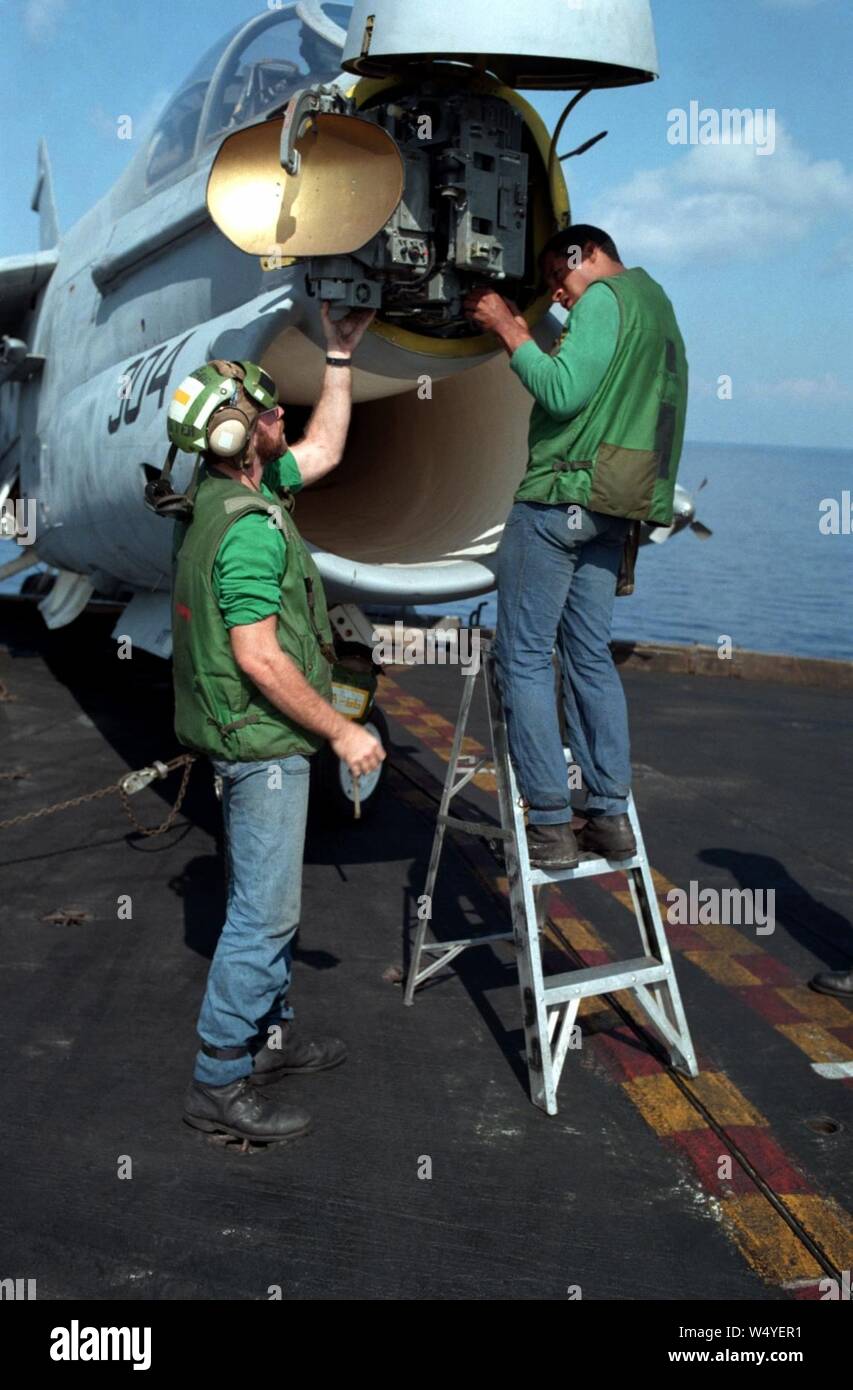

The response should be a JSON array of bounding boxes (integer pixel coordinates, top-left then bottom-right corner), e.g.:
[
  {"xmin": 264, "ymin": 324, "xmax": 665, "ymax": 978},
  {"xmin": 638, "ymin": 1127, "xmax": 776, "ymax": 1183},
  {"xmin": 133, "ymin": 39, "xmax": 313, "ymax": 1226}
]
[
  {"xmin": 193, "ymin": 754, "xmax": 310, "ymax": 1086},
  {"xmin": 493, "ymin": 501, "xmax": 632, "ymax": 825}
]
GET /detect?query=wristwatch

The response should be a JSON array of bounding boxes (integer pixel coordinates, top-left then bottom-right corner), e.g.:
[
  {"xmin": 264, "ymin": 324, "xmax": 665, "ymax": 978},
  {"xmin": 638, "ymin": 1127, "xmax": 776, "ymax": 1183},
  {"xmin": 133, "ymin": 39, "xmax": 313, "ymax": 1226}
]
[{"xmin": 326, "ymin": 355, "xmax": 352, "ymax": 367}]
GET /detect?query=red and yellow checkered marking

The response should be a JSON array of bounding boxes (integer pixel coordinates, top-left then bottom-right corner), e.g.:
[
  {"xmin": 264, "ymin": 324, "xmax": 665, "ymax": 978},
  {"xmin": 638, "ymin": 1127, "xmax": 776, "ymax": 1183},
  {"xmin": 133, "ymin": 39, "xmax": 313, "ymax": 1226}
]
[
  {"xmin": 381, "ymin": 674, "xmax": 495, "ymax": 788},
  {"xmin": 544, "ymin": 898, "xmax": 853, "ymax": 1284},
  {"xmin": 597, "ymin": 866, "xmax": 853, "ymax": 1071},
  {"xmin": 380, "ymin": 667, "xmax": 853, "ymax": 1288}
]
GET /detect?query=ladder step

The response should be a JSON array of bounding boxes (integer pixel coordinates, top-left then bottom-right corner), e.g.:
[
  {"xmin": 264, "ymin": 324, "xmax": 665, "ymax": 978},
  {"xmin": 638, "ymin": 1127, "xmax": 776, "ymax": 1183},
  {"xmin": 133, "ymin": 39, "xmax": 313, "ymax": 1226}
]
[
  {"xmin": 543, "ymin": 956, "xmax": 669, "ymax": 1004},
  {"xmin": 529, "ymin": 852, "xmax": 641, "ymax": 885},
  {"xmin": 439, "ymin": 813, "xmax": 511, "ymax": 841},
  {"xmin": 420, "ymin": 930, "xmax": 514, "ymax": 953}
]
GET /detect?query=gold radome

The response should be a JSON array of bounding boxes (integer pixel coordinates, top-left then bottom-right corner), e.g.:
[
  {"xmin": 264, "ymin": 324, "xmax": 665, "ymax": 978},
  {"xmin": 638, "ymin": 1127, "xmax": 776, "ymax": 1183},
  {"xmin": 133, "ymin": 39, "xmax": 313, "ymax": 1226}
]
[{"xmin": 207, "ymin": 113, "xmax": 404, "ymax": 259}]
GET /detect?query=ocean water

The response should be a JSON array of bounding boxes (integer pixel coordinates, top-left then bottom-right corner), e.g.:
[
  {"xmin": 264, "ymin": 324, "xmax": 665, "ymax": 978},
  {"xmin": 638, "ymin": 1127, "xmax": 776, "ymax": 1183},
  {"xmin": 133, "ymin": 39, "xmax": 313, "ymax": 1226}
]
[
  {"xmin": 2, "ymin": 442, "xmax": 851, "ymax": 661},
  {"xmin": 421, "ymin": 442, "xmax": 853, "ymax": 663}
]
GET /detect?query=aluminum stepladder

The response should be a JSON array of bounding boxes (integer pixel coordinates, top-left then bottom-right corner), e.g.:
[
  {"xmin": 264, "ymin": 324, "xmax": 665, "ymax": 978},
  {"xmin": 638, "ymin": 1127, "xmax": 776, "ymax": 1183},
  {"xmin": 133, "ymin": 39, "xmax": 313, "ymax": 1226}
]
[{"xmin": 403, "ymin": 638, "xmax": 698, "ymax": 1115}]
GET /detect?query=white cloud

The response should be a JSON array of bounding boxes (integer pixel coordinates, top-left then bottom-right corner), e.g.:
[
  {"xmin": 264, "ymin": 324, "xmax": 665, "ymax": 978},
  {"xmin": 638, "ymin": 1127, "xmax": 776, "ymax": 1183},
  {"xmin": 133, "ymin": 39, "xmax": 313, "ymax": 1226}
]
[
  {"xmin": 593, "ymin": 121, "xmax": 853, "ymax": 263},
  {"xmin": 23, "ymin": 0, "xmax": 68, "ymax": 43},
  {"xmin": 747, "ymin": 373, "xmax": 852, "ymax": 403},
  {"xmin": 692, "ymin": 372, "xmax": 852, "ymax": 408}
]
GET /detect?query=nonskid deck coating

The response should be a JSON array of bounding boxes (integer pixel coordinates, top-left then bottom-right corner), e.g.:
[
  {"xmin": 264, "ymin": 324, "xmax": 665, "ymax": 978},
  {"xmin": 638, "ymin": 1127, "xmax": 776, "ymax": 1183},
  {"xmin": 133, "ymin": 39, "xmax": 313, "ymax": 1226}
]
[{"xmin": 0, "ymin": 606, "xmax": 850, "ymax": 1300}]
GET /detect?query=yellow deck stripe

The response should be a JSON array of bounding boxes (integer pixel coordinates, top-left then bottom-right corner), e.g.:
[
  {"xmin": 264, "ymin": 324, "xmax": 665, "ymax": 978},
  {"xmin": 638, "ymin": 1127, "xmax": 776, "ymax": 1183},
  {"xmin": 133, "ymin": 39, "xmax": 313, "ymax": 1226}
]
[
  {"xmin": 386, "ymin": 670, "xmax": 852, "ymax": 1063},
  {"xmin": 382, "ymin": 669, "xmax": 852, "ymax": 1284}
]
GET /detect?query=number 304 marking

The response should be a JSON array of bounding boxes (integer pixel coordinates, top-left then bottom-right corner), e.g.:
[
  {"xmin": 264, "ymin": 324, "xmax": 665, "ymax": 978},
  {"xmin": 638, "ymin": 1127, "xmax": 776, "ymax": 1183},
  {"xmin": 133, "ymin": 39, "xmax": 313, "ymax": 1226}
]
[{"xmin": 107, "ymin": 333, "xmax": 193, "ymax": 434}]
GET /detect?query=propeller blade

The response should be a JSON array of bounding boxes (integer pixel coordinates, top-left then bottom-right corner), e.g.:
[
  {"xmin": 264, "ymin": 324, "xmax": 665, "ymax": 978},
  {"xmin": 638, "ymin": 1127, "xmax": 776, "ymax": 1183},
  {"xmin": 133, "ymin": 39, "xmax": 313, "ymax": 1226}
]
[
  {"xmin": 690, "ymin": 519, "xmax": 713, "ymax": 540},
  {"xmin": 207, "ymin": 113, "xmax": 404, "ymax": 258}
]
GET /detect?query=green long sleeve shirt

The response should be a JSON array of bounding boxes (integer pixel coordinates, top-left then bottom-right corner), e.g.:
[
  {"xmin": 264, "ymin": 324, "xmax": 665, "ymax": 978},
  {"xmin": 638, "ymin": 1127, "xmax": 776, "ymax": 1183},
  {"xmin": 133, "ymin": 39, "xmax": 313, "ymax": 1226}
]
[
  {"xmin": 509, "ymin": 281, "xmax": 620, "ymax": 423},
  {"xmin": 211, "ymin": 449, "xmax": 304, "ymax": 628}
]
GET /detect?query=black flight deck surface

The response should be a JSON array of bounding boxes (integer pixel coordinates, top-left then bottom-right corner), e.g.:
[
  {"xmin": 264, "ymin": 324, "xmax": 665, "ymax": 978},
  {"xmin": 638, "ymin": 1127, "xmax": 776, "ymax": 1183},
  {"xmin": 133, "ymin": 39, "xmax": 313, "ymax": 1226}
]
[{"xmin": 1, "ymin": 604, "xmax": 850, "ymax": 1301}]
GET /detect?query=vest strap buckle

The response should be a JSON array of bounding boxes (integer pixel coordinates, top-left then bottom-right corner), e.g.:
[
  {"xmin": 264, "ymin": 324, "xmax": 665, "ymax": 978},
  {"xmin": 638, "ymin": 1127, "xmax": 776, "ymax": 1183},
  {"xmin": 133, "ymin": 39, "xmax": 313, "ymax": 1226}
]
[{"xmin": 207, "ymin": 714, "xmax": 263, "ymax": 736}]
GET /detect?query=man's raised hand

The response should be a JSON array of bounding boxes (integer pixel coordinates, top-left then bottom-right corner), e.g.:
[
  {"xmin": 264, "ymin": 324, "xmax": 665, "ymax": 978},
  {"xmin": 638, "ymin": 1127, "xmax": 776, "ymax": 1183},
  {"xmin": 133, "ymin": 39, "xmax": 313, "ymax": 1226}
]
[{"xmin": 320, "ymin": 301, "xmax": 376, "ymax": 354}]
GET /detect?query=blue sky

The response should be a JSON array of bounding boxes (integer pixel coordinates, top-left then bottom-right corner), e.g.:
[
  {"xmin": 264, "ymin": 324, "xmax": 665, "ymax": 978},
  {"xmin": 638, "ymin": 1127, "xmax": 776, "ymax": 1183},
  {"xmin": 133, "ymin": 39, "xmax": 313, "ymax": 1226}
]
[{"xmin": 1, "ymin": 0, "xmax": 851, "ymax": 447}]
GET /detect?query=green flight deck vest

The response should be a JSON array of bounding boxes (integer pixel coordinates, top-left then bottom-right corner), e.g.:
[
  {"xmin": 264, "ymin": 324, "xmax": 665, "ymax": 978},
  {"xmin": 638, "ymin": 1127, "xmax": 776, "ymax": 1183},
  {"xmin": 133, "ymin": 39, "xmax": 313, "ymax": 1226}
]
[
  {"xmin": 171, "ymin": 466, "xmax": 334, "ymax": 762},
  {"xmin": 515, "ymin": 268, "xmax": 688, "ymax": 525}
]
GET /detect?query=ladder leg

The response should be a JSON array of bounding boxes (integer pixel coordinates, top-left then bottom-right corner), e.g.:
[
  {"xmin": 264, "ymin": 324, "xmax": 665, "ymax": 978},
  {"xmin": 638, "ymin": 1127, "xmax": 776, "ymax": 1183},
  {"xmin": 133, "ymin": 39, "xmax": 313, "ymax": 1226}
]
[
  {"xmin": 625, "ymin": 795, "xmax": 699, "ymax": 1077},
  {"xmin": 550, "ymin": 996, "xmax": 581, "ymax": 1088},
  {"xmin": 484, "ymin": 650, "xmax": 560, "ymax": 1114},
  {"xmin": 404, "ymin": 667, "xmax": 480, "ymax": 1005}
]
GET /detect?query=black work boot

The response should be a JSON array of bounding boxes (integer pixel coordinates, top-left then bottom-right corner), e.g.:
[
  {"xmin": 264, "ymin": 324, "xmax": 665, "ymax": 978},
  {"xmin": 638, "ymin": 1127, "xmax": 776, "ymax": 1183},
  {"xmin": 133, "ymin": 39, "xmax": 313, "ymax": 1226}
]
[
  {"xmin": 252, "ymin": 1020, "xmax": 348, "ymax": 1086},
  {"xmin": 526, "ymin": 821, "xmax": 579, "ymax": 869},
  {"xmin": 578, "ymin": 813, "xmax": 637, "ymax": 861},
  {"xmin": 183, "ymin": 1076, "xmax": 312, "ymax": 1142},
  {"xmin": 809, "ymin": 968, "xmax": 853, "ymax": 999}
]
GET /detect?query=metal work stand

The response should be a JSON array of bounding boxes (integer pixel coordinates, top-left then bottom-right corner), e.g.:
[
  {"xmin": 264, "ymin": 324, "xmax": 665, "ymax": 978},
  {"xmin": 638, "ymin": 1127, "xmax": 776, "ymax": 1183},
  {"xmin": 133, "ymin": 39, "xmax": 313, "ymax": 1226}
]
[{"xmin": 404, "ymin": 640, "xmax": 698, "ymax": 1115}]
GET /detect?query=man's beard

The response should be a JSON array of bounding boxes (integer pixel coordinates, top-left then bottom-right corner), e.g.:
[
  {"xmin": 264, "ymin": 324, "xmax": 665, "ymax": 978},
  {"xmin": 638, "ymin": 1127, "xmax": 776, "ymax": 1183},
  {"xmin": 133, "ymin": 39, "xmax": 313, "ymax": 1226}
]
[{"xmin": 254, "ymin": 428, "xmax": 284, "ymax": 465}]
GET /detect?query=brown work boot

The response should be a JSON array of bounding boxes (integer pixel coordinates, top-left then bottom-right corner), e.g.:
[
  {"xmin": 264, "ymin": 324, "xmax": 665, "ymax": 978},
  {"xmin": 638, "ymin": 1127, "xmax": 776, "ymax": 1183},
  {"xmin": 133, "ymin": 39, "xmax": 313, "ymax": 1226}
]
[
  {"xmin": 252, "ymin": 1021, "xmax": 347, "ymax": 1085},
  {"xmin": 577, "ymin": 813, "xmax": 636, "ymax": 861},
  {"xmin": 526, "ymin": 821, "xmax": 579, "ymax": 869},
  {"xmin": 183, "ymin": 1076, "xmax": 312, "ymax": 1143}
]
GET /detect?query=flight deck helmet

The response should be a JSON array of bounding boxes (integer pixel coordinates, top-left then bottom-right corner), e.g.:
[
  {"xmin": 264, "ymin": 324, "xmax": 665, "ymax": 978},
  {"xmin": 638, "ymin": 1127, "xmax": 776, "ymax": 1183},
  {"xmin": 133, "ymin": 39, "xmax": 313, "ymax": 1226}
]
[
  {"xmin": 146, "ymin": 359, "xmax": 279, "ymax": 520},
  {"xmin": 167, "ymin": 359, "xmax": 278, "ymax": 458}
]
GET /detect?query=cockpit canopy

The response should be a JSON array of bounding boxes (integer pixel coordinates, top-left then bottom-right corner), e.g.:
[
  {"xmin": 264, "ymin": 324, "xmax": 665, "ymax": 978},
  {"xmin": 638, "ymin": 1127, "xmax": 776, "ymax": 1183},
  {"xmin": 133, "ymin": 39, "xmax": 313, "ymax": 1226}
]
[{"xmin": 118, "ymin": 3, "xmax": 352, "ymax": 209}]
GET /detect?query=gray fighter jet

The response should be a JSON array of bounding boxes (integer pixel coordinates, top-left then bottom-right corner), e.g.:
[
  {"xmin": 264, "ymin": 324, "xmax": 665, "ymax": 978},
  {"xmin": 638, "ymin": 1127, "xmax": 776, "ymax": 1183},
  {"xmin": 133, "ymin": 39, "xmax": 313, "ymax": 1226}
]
[{"xmin": 0, "ymin": 2, "xmax": 706, "ymax": 732}]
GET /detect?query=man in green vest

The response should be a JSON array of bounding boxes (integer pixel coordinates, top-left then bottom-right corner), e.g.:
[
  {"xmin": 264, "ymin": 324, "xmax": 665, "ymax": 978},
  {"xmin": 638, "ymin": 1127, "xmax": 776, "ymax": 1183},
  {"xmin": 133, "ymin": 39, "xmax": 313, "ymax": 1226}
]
[
  {"xmin": 168, "ymin": 303, "xmax": 384, "ymax": 1145},
  {"xmin": 465, "ymin": 225, "xmax": 688, "ymax": 870}
]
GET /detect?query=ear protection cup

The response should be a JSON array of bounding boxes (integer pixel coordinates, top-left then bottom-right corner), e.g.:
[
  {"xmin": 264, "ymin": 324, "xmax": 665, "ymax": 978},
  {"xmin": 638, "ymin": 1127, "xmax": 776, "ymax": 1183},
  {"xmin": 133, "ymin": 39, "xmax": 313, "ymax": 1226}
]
[{"xmin": 207, "ymin": 406, "xmax": 253, "ymax": 457}]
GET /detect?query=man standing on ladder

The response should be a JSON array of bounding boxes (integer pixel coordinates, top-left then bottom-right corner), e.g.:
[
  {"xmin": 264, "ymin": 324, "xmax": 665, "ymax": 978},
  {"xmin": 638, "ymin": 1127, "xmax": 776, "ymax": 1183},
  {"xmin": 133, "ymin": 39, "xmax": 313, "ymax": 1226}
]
[
  {"xmin": 465, "ymin": 225, "xmax": 688, "ymax": 870},
  {"xmin": 164, "ymin": 304, "xmax": 384, "ymax": 1145}
]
